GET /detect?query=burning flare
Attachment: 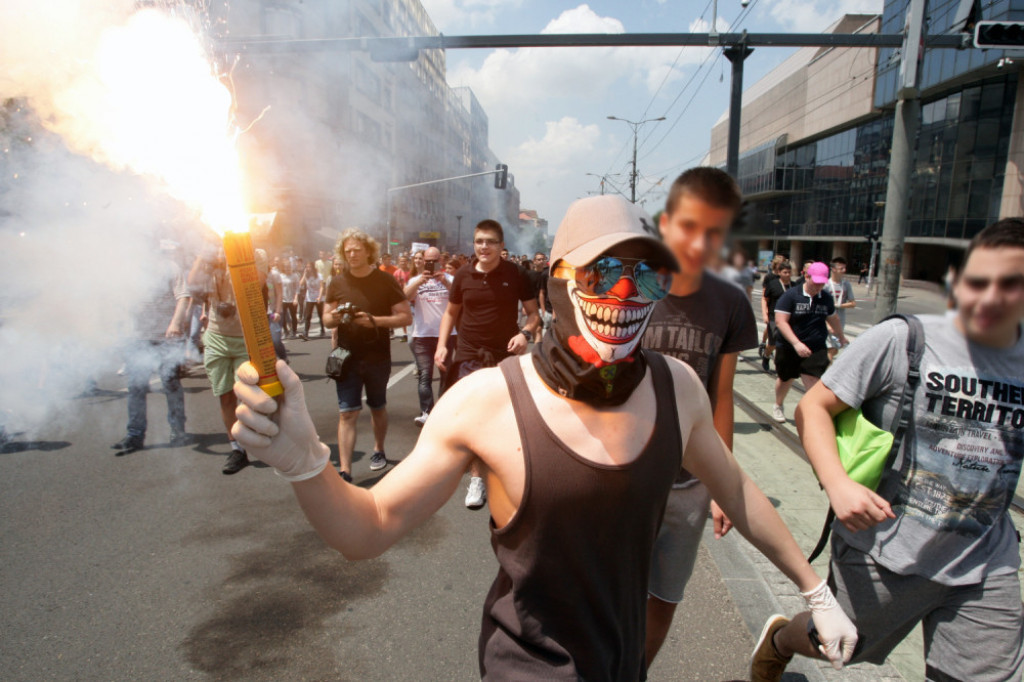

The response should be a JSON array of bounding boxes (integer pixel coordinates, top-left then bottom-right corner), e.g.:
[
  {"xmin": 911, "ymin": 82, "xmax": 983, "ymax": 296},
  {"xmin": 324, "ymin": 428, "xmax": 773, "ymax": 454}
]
[
  {"xmin": 48, "ymin": 8, "xmax": 248, "ymax": 235},
  {"xmin": 40, "ymin": 7, "xmax": 281, "ymax": 394}
]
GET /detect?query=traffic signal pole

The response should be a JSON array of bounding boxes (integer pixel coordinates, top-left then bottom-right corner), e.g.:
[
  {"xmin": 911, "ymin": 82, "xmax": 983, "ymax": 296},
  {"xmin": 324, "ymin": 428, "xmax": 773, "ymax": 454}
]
[
  {"xmin": 385, "ymin": 166, "xmax": 506, "ymax": 255},
  {"xmin": 724, "ymin": 42, "xmax": 753, "ymax": 178},
  {"xmin": 875, "ymin": 0, "xmax": 925, "ymax": 323}
]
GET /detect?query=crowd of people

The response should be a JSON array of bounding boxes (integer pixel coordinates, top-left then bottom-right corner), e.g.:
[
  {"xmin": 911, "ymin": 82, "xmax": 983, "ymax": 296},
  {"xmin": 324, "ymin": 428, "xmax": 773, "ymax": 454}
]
[{"xmin": 113, "ymin": 166, "xmax": 1023, "ymax": 681}]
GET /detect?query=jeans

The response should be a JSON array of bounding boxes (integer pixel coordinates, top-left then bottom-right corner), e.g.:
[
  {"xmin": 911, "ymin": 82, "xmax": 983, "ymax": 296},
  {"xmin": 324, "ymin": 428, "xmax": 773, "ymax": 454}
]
[
  {"xmin": 282, "ymin": 302, "xmax": 298, "ymax": 336},
  {"xmin": 125, "ymin": 339, "xmax": 185, "ymax": 438},
  {"xmin": 303, "ymin": 301, "xmax": 325, "ymax": 336},
  {"xmin": 269, "ymin": 317, "xmax": 288, "ymax": 362},
  {"xmin": 410, "ymin": 336, "xmax": 456, "ymax": 414}
]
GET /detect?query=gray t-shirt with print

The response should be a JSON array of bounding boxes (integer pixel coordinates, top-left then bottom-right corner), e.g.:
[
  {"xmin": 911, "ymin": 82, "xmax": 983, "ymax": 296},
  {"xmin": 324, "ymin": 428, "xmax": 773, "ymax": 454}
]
[
  {"xmin": 825, "ymin": 278, "xmax": 855, "ymax": 328},
  {"xmin": 823, "ymin": 314, "xmax": 1023, "ymax": 585}
]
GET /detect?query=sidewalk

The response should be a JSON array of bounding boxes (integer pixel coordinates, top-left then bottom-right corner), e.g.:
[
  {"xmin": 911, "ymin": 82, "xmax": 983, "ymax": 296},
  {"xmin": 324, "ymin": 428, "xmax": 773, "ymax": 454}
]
[{"xmin": 708, "ymin": 280, "xmax": 1024, "ymax": 681}]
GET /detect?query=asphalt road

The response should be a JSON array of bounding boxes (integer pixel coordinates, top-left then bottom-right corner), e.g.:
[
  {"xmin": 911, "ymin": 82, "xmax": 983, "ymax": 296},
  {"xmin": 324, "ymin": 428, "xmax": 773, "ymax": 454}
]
[{"xmin": 1, "ymin": 334, "xmax": 754, "ymax": 681}]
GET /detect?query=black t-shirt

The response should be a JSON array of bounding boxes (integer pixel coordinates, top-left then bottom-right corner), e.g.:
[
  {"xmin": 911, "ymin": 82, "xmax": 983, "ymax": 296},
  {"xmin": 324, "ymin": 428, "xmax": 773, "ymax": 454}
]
[
  {"xmin": 326, "ymin": 268, "xmax": 405, "ymax": 362},
  {"xmin": 449, "ymin": 259, "xmax": 535, "ymax": 356},
  {"xmin": 763, "ymin": 277, "xmax": 794, "ymax": 318},
  {"xmin": 524, "ymin": 268, "xmax": 548, "ymax": 308},
  {"xmin": 536, "ymin": 270, "xmax": 552, "ymax": 313},
  {"xmin": 643, "ymin": 271, "xmax": 758, "ymax": 389},
  {"xmin": 773, "ymin": 285, "xmax": 835, "ymax": 352}
]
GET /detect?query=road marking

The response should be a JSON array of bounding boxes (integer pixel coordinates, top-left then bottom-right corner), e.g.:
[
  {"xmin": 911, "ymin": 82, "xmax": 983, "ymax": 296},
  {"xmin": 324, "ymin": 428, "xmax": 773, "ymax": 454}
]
[{"xmin": 387, "ymin": 363, "xmax": 416, "ymax": 389}]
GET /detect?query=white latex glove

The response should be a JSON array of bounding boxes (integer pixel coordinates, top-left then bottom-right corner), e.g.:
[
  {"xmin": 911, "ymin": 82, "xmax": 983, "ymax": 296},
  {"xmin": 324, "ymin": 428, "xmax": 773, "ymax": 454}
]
[
  {"xmin": 803, "ymin": 579, "xmax": 857, "ymax": 669},
  {"xmin": 232, "ymin": 359, "xmax": 330, "ymax": 482}
]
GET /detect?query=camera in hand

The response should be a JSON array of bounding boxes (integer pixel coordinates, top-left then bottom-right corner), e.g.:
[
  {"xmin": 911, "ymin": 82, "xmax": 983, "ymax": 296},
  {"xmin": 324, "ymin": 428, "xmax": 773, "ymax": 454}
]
[
  {"xmin": 216, "ymin": 301, "xmax": 236, "ymax": 319},
  {"xmin": 424, "ymin": 260, "xmax": 436, "ymax": 275},
  {"xmin": 334, "ymin": 302, "xmax": 361, "ymax": 326}
]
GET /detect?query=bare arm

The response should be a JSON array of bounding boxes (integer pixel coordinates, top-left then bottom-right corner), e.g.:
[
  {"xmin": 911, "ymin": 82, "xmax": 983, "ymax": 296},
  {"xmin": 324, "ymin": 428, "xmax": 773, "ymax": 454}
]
[
  {"xmin": 233, "ymin": 361, "xmax": 482, "ymax": 560},
  {"xmin": 667, "ymin": 360, "xmax": 820, "ymax": 591},
  {"xmin": 521, "ymin": 298, "xmax": 541, "ymax": 337},
  {"xmin": 360, "ymin": 299, "xmax": 412, "ymax": 330},
  {"xmin": 825, "ymin": 313, "xmax": 847, "ymax": 344},
  {"xmin": 707, "ymin": 352, "xmax": 739, "ymax": 537},
  {"xmin": 774, "ymin": 312, "xmax": 802, "ymax": 347},
  {"xmin": 434, "ymin": 302, "xmax": 461, "ymax": 371},
  {"xmin": 795, "ymin": 382, "xmax": 894, "ymax": 531}
]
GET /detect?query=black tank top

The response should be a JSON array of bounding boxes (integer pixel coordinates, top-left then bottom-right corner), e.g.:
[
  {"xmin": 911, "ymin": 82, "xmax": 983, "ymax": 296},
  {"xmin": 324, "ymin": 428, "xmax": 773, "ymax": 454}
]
[{"xmin": 478, "ymin": 352, "xmax": 682, "ymax": 681}]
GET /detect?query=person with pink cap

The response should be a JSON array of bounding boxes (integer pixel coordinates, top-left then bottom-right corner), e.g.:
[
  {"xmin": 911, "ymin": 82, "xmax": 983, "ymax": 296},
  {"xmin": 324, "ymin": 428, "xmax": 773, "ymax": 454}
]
[{"xmin": 770, "ymin": 261, "xmax": 847, "ymax": 423}]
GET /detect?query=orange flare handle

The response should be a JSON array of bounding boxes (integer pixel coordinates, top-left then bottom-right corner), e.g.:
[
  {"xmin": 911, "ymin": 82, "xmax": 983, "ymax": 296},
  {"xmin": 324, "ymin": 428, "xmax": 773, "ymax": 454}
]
[{"xmin": 222, "ymin": 231, "xmax": 283, "ymax": 397}]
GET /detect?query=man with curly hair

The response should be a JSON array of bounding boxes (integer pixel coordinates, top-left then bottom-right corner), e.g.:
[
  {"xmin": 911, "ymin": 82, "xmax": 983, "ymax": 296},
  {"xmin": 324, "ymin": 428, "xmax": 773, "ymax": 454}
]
[{"xmin": 324, "ymin": 228, "xmax": 411, "ymax": 481}]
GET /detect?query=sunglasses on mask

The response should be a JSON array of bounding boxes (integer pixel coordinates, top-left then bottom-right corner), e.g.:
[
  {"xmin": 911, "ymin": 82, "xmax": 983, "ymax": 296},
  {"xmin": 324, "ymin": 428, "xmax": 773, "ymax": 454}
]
[{"xmin": 553, "ymin": 257, "xmax": 673, "ymax": 301}]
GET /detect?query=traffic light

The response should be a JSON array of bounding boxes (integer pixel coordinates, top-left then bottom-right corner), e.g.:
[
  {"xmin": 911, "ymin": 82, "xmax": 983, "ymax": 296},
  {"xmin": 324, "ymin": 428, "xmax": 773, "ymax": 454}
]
[
  {"xmin": 494, "ymin": 164, "xmax": 508, "ymax": 190},
  {"xmin": 974, "ymin": 21, "xmax": 1024, "ymax": 49}
]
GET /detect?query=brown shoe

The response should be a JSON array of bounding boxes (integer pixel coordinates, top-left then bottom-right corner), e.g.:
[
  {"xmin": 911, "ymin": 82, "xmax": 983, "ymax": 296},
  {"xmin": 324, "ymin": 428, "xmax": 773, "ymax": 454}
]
[{"xmin": 750, "ymin": 614, "xmax": 792, "ymax": 682}]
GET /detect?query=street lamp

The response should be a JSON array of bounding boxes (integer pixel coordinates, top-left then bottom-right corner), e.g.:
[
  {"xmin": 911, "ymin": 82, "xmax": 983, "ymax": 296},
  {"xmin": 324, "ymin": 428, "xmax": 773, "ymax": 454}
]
[
  {"xmin": 607, "ymin": 115, "xmax": 666, "ymax": 203},
  {"xmin": 585, "ymin": 172, "xmax": 608, "ymax": 195},
  {"xmin": 771, "ymin": 219, "xmax": 781, "ymax": 257}
]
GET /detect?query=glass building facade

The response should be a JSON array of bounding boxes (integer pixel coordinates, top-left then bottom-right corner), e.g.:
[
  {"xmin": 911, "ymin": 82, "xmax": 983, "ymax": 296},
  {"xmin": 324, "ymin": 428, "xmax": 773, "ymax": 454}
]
[
  {"xmin": 732, "ymin": 2, "xmax": 1022, "ymax": 278},
  {"xmin": 875, "ymin": 0, "xmax": 1024, "ymax": 108}
]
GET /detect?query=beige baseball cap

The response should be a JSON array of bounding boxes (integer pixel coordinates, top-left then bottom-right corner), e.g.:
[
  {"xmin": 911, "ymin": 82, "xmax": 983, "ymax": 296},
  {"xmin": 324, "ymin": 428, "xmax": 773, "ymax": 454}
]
[{"xmin": 549, "ymin": 195, "xmax": 678, "ymax": 272}]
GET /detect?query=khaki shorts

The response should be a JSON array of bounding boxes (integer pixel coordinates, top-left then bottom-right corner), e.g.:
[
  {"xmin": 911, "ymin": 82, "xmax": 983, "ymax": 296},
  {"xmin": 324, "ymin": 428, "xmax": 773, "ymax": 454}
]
[
  {"xmin": 828, "ymin": 534, "xmax": 1024, "ymax": 681},
  {"xmin": 648, "ymin": 483, "xmax": 711, "ymax": 603},
  {"xmin": 202, "ymin": 330, "xmax": 248, "ymax": 396}
]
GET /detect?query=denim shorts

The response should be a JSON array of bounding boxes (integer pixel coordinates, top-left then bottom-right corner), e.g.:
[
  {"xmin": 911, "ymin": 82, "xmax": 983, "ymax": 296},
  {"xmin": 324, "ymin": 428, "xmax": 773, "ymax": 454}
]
[{"xmin": 334, "ymin": 356, "xmax": 391, "ymax": 412}]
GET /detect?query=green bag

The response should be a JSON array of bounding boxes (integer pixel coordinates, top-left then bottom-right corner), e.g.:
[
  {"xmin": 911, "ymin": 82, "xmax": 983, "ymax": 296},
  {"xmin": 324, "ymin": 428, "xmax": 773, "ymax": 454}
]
[
  {"xmin": 807, "ymin": 314, "xmax": 924, "ymax": 563},
  {"xmin": 833, "ymin": 409, "xmax": 894, "ymax": 491}
]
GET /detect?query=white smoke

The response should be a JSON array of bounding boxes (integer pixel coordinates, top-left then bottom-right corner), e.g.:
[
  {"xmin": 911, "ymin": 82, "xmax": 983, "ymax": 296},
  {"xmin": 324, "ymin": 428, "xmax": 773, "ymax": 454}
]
[{"xmin": 0, "ymin": 1, "xmax": 213, "ymax": 434}]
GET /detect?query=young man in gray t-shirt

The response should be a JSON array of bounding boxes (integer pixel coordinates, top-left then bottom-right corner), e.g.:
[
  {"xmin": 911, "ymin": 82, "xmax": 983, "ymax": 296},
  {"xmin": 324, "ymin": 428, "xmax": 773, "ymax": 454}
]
[
  {"xmin": 752, "ymin": 219, "xmax": 1024, "ymax": 682},
  {"xmin": 825, "ymin": 257, "xmax": 855, "ymax": 361}
]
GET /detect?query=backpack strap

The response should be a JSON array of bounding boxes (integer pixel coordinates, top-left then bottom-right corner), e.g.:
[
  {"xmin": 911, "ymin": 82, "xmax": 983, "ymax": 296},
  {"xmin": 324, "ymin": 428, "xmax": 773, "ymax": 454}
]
[{"xmin": 807, "ymin": 314, "xmax": 924, "ymax": 563}]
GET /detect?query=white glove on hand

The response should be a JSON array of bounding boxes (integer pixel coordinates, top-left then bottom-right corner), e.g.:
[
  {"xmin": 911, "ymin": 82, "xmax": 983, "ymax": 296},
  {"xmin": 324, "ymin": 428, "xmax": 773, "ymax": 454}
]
[
  {"xmin": 803, "ymin": 579, "xmax": 857, "ymax": 669},
  {"xmin": 232, "ymin": 359, "xmax": 330, "ymax": 482}
]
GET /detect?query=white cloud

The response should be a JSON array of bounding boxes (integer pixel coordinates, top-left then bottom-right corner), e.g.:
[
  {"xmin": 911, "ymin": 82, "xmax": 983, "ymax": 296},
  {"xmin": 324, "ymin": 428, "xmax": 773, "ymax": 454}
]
[
  {"xmin": 506, "ymin": 116, "xmax": 602, "ymax": 183},
  {"xmin": 449, "ymin": 5, "xmax": 714, "ymax": 113},
  {"xmin": 761, "ymin": 0, "xmax": 883, "ymax": 33}
]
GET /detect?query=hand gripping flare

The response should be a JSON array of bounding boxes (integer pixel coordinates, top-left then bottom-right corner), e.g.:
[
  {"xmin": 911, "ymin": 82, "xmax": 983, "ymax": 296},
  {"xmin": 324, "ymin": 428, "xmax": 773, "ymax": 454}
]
[{"xmin": 232, "ymin": 360, "xmax": 330, "ymax": 482}]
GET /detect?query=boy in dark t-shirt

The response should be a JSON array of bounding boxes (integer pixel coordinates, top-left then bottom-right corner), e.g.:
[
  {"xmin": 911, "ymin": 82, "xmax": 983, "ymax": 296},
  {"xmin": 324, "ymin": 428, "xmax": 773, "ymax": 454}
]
[
  {"xmin": 760, "ymin": 259, "xmax": 794, "ymax": 372},
  {"xmin": 640, "ymin": 168, "xmax": 758, "ymax": 665}
]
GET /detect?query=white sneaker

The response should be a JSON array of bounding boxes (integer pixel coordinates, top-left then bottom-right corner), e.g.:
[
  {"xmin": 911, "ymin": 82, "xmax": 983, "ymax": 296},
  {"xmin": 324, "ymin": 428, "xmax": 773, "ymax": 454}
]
[
  {"xmin": 414, "ymin": 411, "xmax": 429, "ymax": 426},
  {"xmin": 465, "ymin": 476, "xmax": 487, "ymax": 509},
  {"xmin": 772, "ymin": 405, "xmax": 786, "ymax": 423}
]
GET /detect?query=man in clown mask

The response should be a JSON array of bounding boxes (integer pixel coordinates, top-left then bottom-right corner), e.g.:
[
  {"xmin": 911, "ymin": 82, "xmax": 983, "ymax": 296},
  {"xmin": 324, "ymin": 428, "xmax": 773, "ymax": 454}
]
[{"xmin": 230, "ymin": 195, "xmax": 858, "ymax": 680}]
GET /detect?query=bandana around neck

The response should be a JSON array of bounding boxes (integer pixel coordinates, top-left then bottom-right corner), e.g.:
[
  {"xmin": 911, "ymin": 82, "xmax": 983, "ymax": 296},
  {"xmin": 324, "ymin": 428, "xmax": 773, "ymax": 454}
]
[{"xmin": 531, "ymin": 276, "xmax": 652, "ymax": 406}]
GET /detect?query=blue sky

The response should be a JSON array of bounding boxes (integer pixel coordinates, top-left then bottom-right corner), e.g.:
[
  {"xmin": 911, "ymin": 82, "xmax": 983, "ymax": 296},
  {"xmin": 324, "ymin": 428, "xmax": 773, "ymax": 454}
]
[{"xmin": 420, "ymin": 0, "xmax": 882, "ymax": 228}]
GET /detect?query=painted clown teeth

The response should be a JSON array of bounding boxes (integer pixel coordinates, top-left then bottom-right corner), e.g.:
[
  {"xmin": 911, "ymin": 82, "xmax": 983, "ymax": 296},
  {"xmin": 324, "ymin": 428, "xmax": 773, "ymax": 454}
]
[{"xmin": 573, "ymin": 290, "xmax": 653, "ymax": 340}]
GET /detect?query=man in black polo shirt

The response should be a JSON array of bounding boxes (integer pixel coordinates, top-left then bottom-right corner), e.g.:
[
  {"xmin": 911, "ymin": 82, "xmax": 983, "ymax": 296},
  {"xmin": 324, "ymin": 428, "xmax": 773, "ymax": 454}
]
[
  {"xmin": 436, "ymin": 219, "xmax": 540, "ymax": 507},
  {"xmin": 771, "ymin": 262, "xmax": 846, "ymax": 423}
]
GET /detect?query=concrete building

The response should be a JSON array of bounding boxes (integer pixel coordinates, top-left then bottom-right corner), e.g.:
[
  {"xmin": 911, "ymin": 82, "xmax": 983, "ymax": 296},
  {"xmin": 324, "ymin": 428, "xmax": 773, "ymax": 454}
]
[
  {"xmin": 209, "ymin": 0, "xmax": 518, "ymax": 256},
  {"xmin": 711, "ymin": 4, "xmax": 1024, "ymax": 281}
]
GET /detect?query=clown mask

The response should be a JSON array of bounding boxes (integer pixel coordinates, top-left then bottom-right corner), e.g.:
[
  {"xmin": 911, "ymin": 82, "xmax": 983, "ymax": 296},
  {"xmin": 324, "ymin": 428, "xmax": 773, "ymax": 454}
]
[{"xmin": 551, "ymin": 257, "xmax": 670, "ymax": 366}]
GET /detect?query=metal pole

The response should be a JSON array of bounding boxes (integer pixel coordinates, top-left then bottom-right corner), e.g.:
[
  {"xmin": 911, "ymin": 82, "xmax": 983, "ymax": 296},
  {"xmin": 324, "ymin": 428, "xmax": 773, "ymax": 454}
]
[
  {"xmin": 607, "ymin": 116, "xmax": 664, "ymax": 204},
  {"xmin": 723, "ymin": 42, "xmax": 753, "ymax": 178},
  {"xmin": 630, "ymin": 125, "xmax": 639, "ymax": 203},
  {"xmin": 456, "ymin": 215, "xmax": 462, "ymax": 251},
  {"xmin": 875, "ymin": 0, "xmax": 925, "ymax": 323}
]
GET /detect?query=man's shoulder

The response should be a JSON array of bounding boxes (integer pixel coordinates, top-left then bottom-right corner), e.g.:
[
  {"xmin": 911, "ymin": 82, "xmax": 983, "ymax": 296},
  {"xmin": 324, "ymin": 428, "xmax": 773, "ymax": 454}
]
[{"xmin": 703, "ymin": 270, "xmax": 753, "ymax": 308}]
